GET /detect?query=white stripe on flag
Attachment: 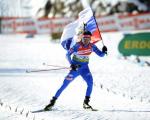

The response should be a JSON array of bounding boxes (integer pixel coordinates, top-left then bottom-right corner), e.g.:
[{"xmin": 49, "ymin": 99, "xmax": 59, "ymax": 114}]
[{"xmin": 60, "ymin": 20, "xmax": 78, "ymax": 42}]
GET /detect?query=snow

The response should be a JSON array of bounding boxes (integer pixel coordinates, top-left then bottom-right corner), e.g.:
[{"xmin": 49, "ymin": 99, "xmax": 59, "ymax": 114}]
[{"xmin": 0, "ymin": 32, "xmax": 150, "ymax": 120}]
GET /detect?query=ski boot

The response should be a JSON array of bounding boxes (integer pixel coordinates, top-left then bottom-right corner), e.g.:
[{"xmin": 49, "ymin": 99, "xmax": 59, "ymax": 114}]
[
  {"xmin": 83, "ymin": 96, "xmax": 92, "ymax": 109},
  {"xmin": 83, "ymin": 96, "xmax": 98, "ymax": 111},
  {"xmin": 44, "ymin": 97, "xmax": 57, "ymax": 111}
]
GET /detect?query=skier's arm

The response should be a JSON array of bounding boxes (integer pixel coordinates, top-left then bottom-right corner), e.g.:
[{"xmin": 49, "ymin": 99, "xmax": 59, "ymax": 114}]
[
  {"xmin": 66, "ymin": 44, "xmax": 79, "ymax": 64},
  {"xmin": 61, "ymin": 38, "xmax": 72, "ymax": 50},
  {"xmin": 66, "ymin": 49, "xmax": 73, "ymax": 64},
  {"xmin": 92, "ymin": 44, "xmax": 105, "ymax": 57}
]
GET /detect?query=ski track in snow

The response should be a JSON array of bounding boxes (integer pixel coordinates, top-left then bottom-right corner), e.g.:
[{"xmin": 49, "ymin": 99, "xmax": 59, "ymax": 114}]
[
  {"xmin": 0, "ymin": 75, "xmax": 110, "ymax": 120},
  {"xmin": 0, "ymin": 33, "xmax": 150, "ymax": 120}
]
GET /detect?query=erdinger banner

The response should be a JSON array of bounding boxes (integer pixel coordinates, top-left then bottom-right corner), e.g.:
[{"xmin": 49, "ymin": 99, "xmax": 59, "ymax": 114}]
[
  {"xmin": 118, "ymin": 32, "xmax": 150, "ymax": 56},
  {"xmin": 1, "ymin": 12, "xmax": 150, "ymax": 34}
]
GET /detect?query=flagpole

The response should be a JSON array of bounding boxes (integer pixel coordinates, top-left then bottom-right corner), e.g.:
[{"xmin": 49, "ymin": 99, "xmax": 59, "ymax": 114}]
[
  {"xmin": 90, "ymin": 8, "xmax": 108, "ymax": 54},
  {"xmin": 91, "ymin": 9, "xmax": 108, "ymax": 54},
  {"xmin": 92, "ymin": 10, "xmax": 105, "ymax": 46},
  {"xmin": 79, "ymin": 1, "xmax": 105, "ymax": 46}
]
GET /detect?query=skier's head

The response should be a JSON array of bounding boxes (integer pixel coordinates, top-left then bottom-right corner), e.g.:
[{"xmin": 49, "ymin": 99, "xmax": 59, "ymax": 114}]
[{"xmin": 82, "ymin": 31, "xmax": 92, "ymax": 45}]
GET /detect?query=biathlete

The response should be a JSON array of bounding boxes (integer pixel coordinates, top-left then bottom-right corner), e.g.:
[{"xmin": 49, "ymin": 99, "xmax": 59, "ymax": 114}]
[{"xmin": 44, "ymin": 31, "xmax": 107, "ymax": 110}]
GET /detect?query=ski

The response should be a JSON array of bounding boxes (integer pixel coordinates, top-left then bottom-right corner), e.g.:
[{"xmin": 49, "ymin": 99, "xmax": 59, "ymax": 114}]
[
  {"xmin": 84, "ymin": 107, "xmax": 98, "ymax": 111},
  {"xmin": 31, "ymin": 107, "xmax": 98, "ymax": 113},
  {"xmin": 31, "ymin": 109, "xmax": 46, "ymax": 113},
  {"xmin": 31, "ymin": 108, "xmax": 54, "ymax": 113},
  {"xmin": 90, "ymin": 108, "xmax": 98, "ymax": 111},
  {"xmin": 83, "ymin": 103, "xmax": 98, "ymax": 111}
]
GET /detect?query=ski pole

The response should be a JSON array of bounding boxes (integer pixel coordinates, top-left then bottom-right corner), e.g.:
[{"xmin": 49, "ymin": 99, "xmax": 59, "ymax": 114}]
[
  {"xmin": 42, "ymin": 63, "xmax": 68, "ymax": 68},
  {"xmin": 26, "ymin": 67, "xmax": 70, "ymax": 73}
]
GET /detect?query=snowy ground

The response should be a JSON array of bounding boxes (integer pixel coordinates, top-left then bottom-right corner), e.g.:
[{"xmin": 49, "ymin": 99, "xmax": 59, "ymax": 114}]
[{"xmin": 0, "ymin": 32, "xmax": 150, "ymax": 120}]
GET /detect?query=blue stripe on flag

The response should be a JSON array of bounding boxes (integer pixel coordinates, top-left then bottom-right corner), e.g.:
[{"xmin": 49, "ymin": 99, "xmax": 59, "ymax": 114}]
[{"xmin": 85, "ymin": 16, "xmax": 97, "ymax": 33}]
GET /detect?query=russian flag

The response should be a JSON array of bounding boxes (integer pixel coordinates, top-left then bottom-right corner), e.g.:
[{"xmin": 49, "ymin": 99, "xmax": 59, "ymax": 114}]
[
  {"xmin": 78, "ymin": 7, "xmax": 102, "ymax": 43},
  {"xmin": 60, "ymin": 20, "xmax": 78, "ymax": 49},
  {"xmin": 61, "ymin": 7, "xmax": 102, "ymax": 49}
]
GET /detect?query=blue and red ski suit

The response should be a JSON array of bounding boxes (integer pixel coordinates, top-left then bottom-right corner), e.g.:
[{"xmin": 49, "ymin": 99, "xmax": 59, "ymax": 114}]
[{"xmin": 54, "ymin": 42, "xmax": 105, "ymax": 98}]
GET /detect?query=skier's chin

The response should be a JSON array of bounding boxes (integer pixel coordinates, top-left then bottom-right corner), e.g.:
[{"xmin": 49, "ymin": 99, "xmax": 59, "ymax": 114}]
[{"xmin": 84, "ymin": 43, "xmax": 90, "ymax": 46}]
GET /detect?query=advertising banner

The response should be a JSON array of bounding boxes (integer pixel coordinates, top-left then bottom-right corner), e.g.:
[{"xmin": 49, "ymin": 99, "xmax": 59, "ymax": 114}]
[
  {"xmin": 1, "ymin": 12, "xmax": 150, "ymax": 34},
  {"xmin": 118, "ymin": 32, "xmax": 150, "ymax": 56}
]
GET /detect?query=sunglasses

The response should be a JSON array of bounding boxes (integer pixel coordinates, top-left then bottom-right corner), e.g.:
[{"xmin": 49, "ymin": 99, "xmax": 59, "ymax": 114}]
[{"xmin": 82, "ymin": 37, "xmax": 91, "ymax": 41}]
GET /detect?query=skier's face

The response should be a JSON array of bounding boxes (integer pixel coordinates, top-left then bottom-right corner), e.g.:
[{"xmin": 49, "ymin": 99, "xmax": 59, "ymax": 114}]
[{"xmin": 82, "ymin": 37, "xmax": 91, "ymax": 45}]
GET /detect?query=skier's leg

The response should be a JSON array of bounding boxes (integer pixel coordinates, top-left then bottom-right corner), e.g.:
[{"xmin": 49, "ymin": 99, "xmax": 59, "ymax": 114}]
[
  {"xmin": 54, "ymin": 70, "xmax": 79, "ymax": 98},
  {"xmin": 54, "ymin": 80, "xmax": 71, "ymax": 98},
  {"xmin": 44, "ymin": 70, "xmax": 79, "ymax": 110},
  {"xmin": 80, "ymin": 66, "xmax": 93, "ymax": 109},
  {"xmin": 80, "ymin": 66, "xmax": 93, "ymax": 97}
]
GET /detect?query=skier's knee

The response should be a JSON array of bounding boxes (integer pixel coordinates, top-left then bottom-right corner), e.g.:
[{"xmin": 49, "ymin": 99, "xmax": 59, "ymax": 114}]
[
  {"xmin": 87, "ymin": 79, "xmax": 93, "ymax": 88},
  {"xmin": 65, "ymin": 74, "xmax": 74, "ymax": 81},
  {"xmin": 86, "ymin": 74, "xmax": 93, "ymax": 85}
]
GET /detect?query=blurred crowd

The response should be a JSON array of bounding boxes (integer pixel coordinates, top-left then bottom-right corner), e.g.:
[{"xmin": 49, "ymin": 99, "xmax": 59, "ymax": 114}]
[
  {"xmin": 37, "ymin": 0, "xmax": 150, "ymax": 18},
  {"xmin": 105, "ymin": 0, "xmax": 150, "ymax": 15},
  {"xmin": 36, "ymin": 0, "xmax": 83, "ymax": 18}
]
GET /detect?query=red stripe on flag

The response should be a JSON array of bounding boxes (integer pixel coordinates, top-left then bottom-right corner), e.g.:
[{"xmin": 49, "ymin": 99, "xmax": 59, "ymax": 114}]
[{"xmin": 91, "ymin": 29, "xmax": 102, "ymax": 44}]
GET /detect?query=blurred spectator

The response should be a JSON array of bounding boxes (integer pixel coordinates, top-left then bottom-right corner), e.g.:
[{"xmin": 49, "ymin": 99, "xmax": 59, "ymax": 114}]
[
  {"xmin": 44, "ymin": 0, "xmax": 52, "ymax": 17},
  {"xmin": 36, "ymin": 0, "xmax": 83, "ymax": 18},
  {"xmin": 52, "ymin": 0, "xmax": 65, "ymax": 17},
  {"xmin": 64, "ymin": 0, "xmax": 83, "ymax": 17},
  {"xmin": 109, "ymin": 2, "xmax": 121, "ymax": 15},
  {"xmin": 109, "ymin": 1, "xmax": 140, "ymax": 15},
  {"xmin": 138, "ymin": 0, "xmax": 150, "ymax": 11},
  {"xmin": 36, "ymin": 0, "xmax": 52, "ymax": 18},
  {"xmin": 126, "ymin": 2, "xmax": 139, "ymax": 13},
  {"xmin": 94, "ymin": 2, "xmax": 107, "ymax": 16}
]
